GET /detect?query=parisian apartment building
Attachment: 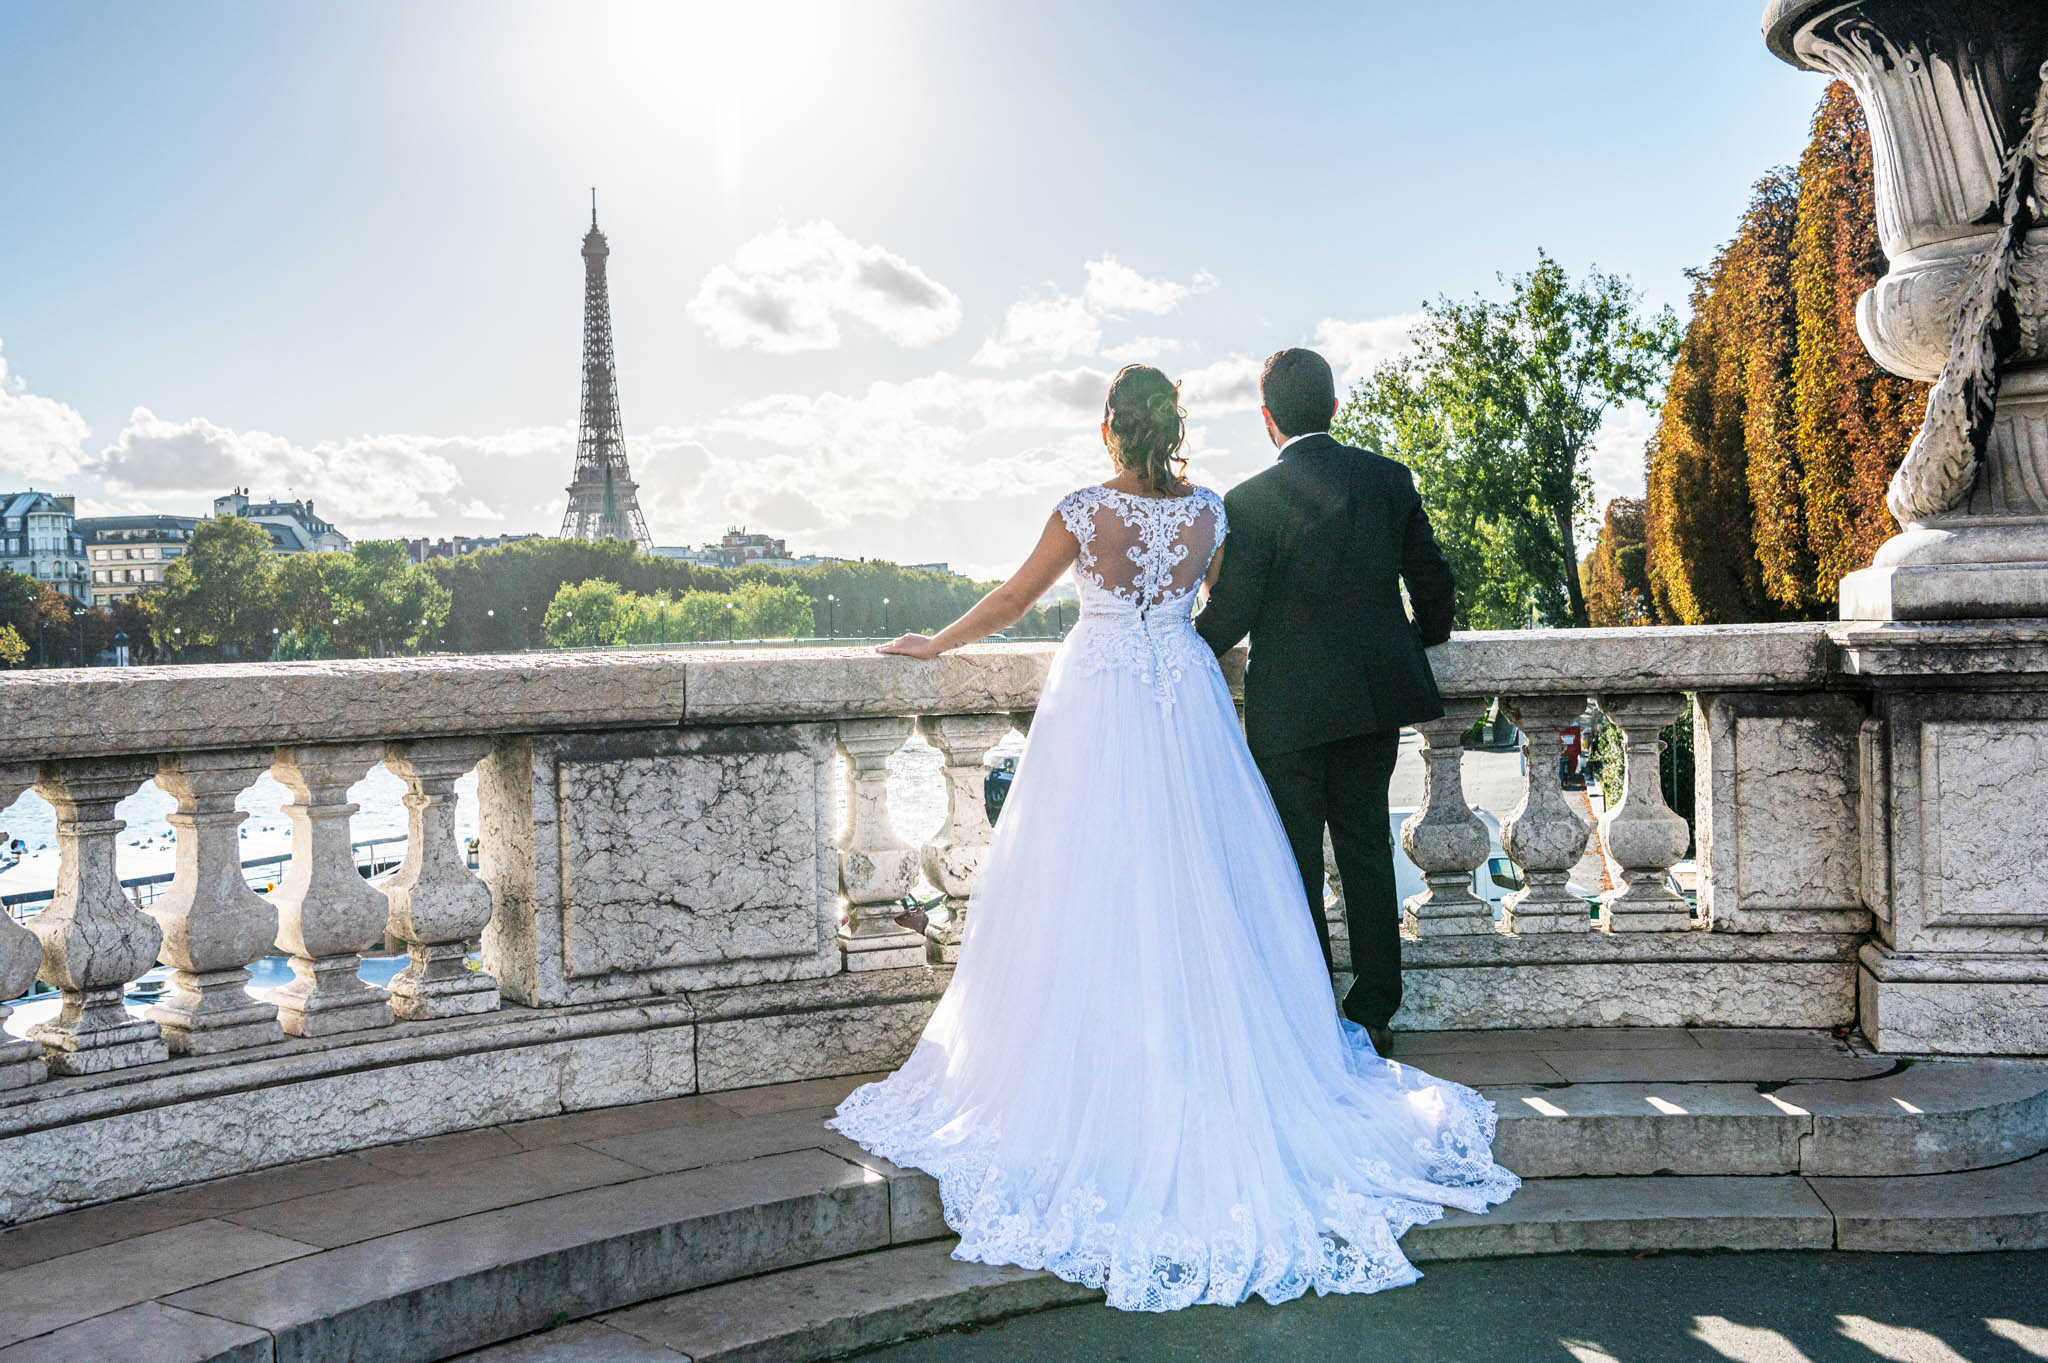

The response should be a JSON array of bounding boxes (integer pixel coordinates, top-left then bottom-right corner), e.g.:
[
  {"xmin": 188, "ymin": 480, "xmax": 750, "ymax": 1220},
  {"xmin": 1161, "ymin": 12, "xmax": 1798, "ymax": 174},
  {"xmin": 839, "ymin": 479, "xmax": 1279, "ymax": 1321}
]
[{"xmin": 0, "ymin": 491, "xmax": 90, "ymax": 604}]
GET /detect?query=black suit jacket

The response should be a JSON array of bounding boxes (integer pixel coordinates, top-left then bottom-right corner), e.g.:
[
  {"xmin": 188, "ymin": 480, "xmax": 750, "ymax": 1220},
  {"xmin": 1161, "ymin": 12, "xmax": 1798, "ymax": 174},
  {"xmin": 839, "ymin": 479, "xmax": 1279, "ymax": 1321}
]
[{"xmin": 1195, "ymin": 433, "xmax": 1455, "ymax": 756}]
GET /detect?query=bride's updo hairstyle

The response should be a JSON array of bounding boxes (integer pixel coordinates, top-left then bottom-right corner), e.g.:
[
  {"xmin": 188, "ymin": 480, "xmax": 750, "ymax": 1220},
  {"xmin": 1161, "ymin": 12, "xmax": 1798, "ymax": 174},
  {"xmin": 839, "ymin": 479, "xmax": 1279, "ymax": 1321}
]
[{"xmin": 1103, "ymin": 364, "xmax": 1190, "ymax": 495}]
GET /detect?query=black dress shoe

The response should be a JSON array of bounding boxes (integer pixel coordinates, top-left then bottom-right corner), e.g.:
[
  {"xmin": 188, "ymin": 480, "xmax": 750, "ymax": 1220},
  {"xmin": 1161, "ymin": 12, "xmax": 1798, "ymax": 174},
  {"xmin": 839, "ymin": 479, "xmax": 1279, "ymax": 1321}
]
[{"xmin": 1367, "ymin": 1024, "xmax": 1394, "ymax": 1056}]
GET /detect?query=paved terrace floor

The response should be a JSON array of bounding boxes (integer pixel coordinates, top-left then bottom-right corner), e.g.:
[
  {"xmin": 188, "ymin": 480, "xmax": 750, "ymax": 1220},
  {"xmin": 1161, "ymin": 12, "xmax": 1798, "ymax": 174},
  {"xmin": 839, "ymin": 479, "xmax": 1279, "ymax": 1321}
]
[
  {"xmin": 2, "ymin": 1029, "xmax": 2043, "ymax": 1361},
  {"xmin": 854, "ymin": 1249, "xmax": 2048, "ymax": 1363}
]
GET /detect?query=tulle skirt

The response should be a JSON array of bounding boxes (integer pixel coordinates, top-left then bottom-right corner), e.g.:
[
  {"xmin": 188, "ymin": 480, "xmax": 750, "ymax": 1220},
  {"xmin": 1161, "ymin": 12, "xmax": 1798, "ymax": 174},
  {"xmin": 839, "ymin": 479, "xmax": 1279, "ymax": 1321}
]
[{"xmin": 829, "ymin": 630, "xmax": 1519, "ymax": 1312}]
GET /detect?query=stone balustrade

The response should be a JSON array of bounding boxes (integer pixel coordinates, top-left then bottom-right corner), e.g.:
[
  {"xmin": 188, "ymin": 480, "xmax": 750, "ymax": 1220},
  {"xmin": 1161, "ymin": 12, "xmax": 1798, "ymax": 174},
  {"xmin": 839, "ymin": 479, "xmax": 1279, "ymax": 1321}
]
[{"xmin": 0, "ymin": 622, "xmax": 2044, "ymax": 1224}]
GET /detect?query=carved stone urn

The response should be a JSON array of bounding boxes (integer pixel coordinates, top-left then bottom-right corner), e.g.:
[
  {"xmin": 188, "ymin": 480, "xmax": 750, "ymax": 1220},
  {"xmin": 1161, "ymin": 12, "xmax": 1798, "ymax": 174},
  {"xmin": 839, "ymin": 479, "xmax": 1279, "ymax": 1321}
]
[{"xmin": 1766, "ymin": 0, "xmax": 2048, "ymax": 619}]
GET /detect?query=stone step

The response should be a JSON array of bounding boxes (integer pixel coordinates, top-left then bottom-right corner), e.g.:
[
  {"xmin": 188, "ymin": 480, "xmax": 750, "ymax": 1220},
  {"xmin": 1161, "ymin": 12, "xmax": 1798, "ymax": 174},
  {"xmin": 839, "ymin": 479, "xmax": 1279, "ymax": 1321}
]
[
  {"xmin": 549, "ymin": 1241, "xmax": 1093, "ymax": 1363},
  {"xmin": 1394, "ymin": 1030, "xmax": 2048, "ymax": 1177},
  {"xmin": 6, "ymin": 1043, "xmax": 2045, "ymax": 1362},
  {"xmin": 462, "ymin": 1155, "xmax": 2048, "ymax": 1363}
]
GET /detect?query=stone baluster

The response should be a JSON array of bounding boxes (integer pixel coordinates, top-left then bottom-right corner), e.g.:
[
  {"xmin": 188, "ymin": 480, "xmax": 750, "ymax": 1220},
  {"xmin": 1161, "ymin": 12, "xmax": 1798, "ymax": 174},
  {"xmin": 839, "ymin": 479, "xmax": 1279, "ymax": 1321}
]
[
  {"xmin": 918, "ymin": 713, "xmax": 1014, "ymax": 965},
  {"xmin": 1401, "ymin": 700, "xmax": 1496, "ymax": 935},
  {"xmin": 146, "ymin": 751, "xmax": 284, "ymax": 1054},
  {"xmin": 1322, "ymin": 832, "xmax": 1350, "ymax": 970},
  {"xmin": 836, "ymin": 718, "xmax": 925, "ymax": 972},
  {"xmin": 0, "ymin": 763, "xmax": 47, "ymax": 1089},
  {"xmin": 1594, "ymin": 693, "xmax": 1695, "ymax": 932},
  {"xmin": 268, "ymin": 744, "xmax": 395, "ymax": 1035},
  {"xmin": 1498, "ymin": 697, "xmax": 1595, "ymax": 933},
  {"xmin": 26, "ymin": 757, "xmax": 168, "ymax": 1074},
  {"xmin": 383, "ymin": 739, "xmax": 498, "ymax": 1019}
]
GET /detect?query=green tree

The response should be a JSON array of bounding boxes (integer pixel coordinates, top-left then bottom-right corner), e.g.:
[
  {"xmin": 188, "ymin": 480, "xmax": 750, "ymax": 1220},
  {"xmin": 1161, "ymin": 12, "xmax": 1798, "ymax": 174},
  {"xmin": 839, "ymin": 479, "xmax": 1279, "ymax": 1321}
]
[
  {"xmin": 732, "ymin": 581, "xmax": 814, "ymax": 638},
  {"xmin": 148, "ymin": 515, "xmax": 277, "ymax": 656},
  {"xmin": 1337, "ymin": 251, "xmax": 1678, "ymax": 628},
  {"xmin": 329, "ymin": 541, "xmax": 451, "ymax": 655},
  {"xmin": 670, "ymin": 590, "xmax": 739, "ymax": 641},
  {"xmin": 271, "ymin": 552, "xmax": 337, "ymax": 643},
  {"xmin": 543, "ymin": 579, "xmax": 631, "ymax": 647},
  {"xmin": 1338, "ymin": 362, "xmax": 1539, "ymax": 629}
]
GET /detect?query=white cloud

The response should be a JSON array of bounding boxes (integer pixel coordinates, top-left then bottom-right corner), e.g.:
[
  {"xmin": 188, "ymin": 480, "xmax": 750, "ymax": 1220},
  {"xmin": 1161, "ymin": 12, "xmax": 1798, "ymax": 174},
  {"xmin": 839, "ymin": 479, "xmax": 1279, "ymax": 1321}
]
[
  {"xmin": 972, "ymin": 294, "xmax": 1101, "ymax": 368},
  {"xmin": 1586, "ymin": 400, "xmax": 1656, "ymax": 510},
  {"xmin": 85, "ymin": 410, "xmax": 602, "ymax": 540},
  {"xmin": 1100, "ymin": 336, "xmax": 1183, "ymax": 366},
  {"xmin": 976, "ymin": 257, "xmax": 1215, "ymax": 369},
  {"xmin": 1314, "ymin": 313, "xmax": 1424, "ymax": 386},
  {"xmin": 1179, "ymin": 356, "xmax": 1263, "ymax": 417},
  {"xmin": 1082, "ymin": 258, "xmax": 1217, "ymax": 317},
  {"xmin": 687, "ymin": 220, "xmax": 962, "ymax": 354},
  {"xmin": 0, "ymin": 340, "xmax": 92, "ymax": 481}
]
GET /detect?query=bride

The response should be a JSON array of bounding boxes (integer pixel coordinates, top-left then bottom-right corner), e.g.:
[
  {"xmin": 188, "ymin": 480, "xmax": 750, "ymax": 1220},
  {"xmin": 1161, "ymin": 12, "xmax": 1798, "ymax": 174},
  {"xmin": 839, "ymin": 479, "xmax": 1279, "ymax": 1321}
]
[{"xmin": 828, "ymin": 364, "xmax": 1518, "ymax": 1312}]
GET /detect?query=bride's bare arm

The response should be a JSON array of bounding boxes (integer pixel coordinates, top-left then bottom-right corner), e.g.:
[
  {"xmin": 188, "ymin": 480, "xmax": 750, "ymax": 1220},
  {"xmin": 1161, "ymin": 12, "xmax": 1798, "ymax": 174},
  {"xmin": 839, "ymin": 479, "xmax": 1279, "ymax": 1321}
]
[{"xmin": 878, "ymin": 513, "xmax": 1077, "ymax": 659}]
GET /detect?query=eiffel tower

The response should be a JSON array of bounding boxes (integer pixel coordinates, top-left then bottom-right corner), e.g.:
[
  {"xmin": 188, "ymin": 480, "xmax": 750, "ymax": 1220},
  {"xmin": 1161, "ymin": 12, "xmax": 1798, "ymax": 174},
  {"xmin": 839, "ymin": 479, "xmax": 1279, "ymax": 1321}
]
[{"xmin": 559, "ymin": 191, "xmax": 652, "ymax": 550}]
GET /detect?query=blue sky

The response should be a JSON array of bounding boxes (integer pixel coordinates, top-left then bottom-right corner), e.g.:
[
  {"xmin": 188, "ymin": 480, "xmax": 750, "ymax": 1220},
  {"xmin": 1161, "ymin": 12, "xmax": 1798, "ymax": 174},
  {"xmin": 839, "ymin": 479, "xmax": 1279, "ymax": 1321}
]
[{"xmin": 0, "ymin": 1, "xmax": 1825, "ymax": 576}]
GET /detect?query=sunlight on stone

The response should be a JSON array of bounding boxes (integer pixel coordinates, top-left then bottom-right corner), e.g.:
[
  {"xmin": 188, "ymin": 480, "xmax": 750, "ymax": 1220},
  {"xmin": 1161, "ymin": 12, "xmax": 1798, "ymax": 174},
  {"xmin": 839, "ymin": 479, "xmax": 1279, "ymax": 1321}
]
[
  {"xmin": 1561, "ymin": 1340, "xmax": 1626, "ymax": 1363},
  {"xmin": 1837, "ymin": 1315, "xmax": 1974, "ymax": 1362},
  {"xmin": 1758, "ymin": 1092, "xmax": 1811, "ymax": 1117},
  {"xmin": 1692, "ymin": 1316, "xmax": 1819, "ymax": 1363},
  {"xmin": 1987, "ymin": 1319, "xmax": 2048, "ymax": 1358},
  {"xmin": 1522, "ymin": 1095, "xmax": 1569, "ymax": 1117},
  {"xmin": 1645, "ymin": 1095, "xmax": 1687, "ymax": 1115},
  {"xmin": 1891, "ymin": 1097, "xmax": 1925, "ymax": 1114}
]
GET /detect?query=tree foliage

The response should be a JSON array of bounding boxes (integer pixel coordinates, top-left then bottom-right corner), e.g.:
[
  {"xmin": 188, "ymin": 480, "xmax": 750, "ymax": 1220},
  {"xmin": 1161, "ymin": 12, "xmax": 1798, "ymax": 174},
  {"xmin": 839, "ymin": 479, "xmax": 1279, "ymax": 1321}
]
[
  {"xmin": 0, "ymin": 624, "xmax": 27, "ymax": 668},
  {"xmin": 1336, "ymin": 251, "xmax": 1678, "ymax": 628},
  {"xmin": 543, "ymin": 579, "xmax": 632, "ymax": 648},
  {"xmin": 1645, "ymin": 83, "xmax": 1927, "ymax": 622},
  {"xmin": 146, "ymin": 520, "xmax": 450, "ymax": 659},
  {"xmin": 147, "ymin": 515, "xmax": 277, "ymax": 655},
  {"xmin": 541, "ymin": 578, "xmax": 819, "ymax": 648},
  {"xmin": 432, "ymin": 536, "xmax": 1058, "ymax": 651},
  {"xmin": 1583, "ymin": 496, "xmax": 1654, "ymax": 627}
]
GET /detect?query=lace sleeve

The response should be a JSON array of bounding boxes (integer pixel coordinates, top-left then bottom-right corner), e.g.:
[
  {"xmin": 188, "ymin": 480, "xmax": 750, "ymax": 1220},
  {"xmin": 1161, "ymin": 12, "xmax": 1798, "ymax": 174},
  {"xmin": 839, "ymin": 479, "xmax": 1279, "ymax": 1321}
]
[
  {"xmin": 1056, "ymin": 488, "xmax": 1103, "ymax": 570},
  {"xmin": 1201, "ymin": 487, "xmax": 1227, "ymax": 570}
]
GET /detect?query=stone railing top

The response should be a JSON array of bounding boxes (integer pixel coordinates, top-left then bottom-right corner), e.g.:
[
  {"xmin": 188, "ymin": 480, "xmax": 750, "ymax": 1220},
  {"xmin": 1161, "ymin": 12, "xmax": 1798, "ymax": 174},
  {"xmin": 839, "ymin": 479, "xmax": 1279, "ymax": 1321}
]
[
  {"xmin": 1828, "ymin": 619, "xmax": 2048, "ymax": 681},
  {"xmin": 1429, "ymin": 622, "xmax": 1833, "ymax": 698},
  {"xmin": 0, "ymin": 619, "xmax": 2010, "ymax": 760}
]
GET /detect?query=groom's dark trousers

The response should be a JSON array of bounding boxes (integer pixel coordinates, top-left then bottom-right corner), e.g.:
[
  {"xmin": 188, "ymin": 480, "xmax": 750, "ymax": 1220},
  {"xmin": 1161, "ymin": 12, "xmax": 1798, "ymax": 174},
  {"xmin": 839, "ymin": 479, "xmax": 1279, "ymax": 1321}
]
[{"xmin": 1195, "ymin": 432, "xmax": 1456, "ymax": 1031}]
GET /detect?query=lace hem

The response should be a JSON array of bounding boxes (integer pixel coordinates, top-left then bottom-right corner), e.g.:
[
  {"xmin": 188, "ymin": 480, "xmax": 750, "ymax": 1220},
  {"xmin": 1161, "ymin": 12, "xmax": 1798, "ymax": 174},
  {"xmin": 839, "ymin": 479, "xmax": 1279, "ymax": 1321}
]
[{"xmin": 826, "ymin": 1031, "xmax": 1520, "ymax": 1313}]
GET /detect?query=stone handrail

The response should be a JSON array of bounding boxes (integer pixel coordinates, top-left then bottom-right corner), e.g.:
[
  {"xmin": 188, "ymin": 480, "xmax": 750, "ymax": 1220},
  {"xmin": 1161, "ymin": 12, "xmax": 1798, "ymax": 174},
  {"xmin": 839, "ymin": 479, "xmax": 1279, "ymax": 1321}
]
[
  {"xmin": 0, "ymin": 623, "xmax": 1857, "ymax": 760},
  {"xmin": 0, "ymin": 620, "xmax": 2044, "ymax": 1223}
]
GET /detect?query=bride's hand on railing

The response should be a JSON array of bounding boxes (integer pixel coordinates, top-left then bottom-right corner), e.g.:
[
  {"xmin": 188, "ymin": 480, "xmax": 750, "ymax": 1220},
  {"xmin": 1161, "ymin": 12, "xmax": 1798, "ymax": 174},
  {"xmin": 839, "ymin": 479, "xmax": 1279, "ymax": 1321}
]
[{"xmin": 878, "ymin": 633, "xmax": 943, "ymax": 659}]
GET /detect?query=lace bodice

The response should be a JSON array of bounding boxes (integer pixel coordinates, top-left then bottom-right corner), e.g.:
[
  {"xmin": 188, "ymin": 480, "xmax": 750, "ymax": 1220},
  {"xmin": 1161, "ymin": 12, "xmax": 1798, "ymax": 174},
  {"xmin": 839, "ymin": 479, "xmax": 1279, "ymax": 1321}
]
[
  {"xmin": 1055, "ymin": 485, "xmax": 1225, "ymax": 706},
  {"xmin": 1058, "ymin": 485, "xmax": 1225, "ymax": 618}
]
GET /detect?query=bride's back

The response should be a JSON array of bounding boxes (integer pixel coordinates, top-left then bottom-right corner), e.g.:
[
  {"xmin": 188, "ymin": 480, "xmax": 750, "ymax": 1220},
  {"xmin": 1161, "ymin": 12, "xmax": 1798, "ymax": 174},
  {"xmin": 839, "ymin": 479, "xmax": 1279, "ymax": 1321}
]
[{"xmin": 1058, "ymin": 484, "xmax": 1224, "ymax": 618}]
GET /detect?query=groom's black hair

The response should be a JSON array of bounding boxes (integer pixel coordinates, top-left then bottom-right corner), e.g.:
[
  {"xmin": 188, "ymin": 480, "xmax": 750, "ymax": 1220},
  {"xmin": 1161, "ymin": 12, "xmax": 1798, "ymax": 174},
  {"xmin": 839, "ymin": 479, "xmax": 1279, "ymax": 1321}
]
[{"xmin": 1259, "ymin": 348, "xmax": 1337, "ymax": 438}]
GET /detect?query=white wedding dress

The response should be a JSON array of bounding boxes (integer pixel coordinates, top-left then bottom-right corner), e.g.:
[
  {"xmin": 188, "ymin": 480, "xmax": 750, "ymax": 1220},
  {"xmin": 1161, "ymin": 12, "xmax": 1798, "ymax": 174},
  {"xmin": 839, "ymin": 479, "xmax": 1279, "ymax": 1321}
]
[{"xmin": 829, "ymin": 484, "xmax": 1518, "ymax": 1312}]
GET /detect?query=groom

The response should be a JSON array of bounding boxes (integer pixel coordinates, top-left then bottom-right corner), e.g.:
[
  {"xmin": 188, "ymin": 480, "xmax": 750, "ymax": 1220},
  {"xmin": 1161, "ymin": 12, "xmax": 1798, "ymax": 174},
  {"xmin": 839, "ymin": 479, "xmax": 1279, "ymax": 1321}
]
[{"xmin": 1195, "ymin": 348, "xmax": 1455, "ymax": 1054}]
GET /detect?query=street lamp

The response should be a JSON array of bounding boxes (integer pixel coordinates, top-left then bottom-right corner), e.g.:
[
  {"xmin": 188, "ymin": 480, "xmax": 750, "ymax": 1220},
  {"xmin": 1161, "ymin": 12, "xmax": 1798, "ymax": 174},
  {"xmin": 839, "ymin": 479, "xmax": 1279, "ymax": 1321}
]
[
  {"xmin": 826, "ymin": 593, "xmax": 837, "ymax": 639},
  {"xmin": 726, "ymin": 599, "xmax": 736, "ymax": 644},
  {"xmin": 881, "ymin": 597, "xmax": 890, "ymax": 636},
  {"xmin": 71, "ymin": 608, "xmax": 85, "ymax": 666}
]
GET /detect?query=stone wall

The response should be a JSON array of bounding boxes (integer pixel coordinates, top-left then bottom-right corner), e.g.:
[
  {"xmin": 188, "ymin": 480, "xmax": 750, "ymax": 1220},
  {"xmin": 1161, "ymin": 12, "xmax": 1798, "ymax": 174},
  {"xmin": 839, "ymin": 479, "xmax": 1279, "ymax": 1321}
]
[{"xmin": 2, "ymin": 621, "xmax": 2047, "ymax": 1223}]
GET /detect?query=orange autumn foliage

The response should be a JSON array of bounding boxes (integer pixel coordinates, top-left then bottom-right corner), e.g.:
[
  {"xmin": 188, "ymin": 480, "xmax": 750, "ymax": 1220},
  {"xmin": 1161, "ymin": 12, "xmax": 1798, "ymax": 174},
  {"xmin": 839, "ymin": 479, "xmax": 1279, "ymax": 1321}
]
[{"xmin": 1646, "ymin": 83, "xmax": 1928, "ymax": 623}]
